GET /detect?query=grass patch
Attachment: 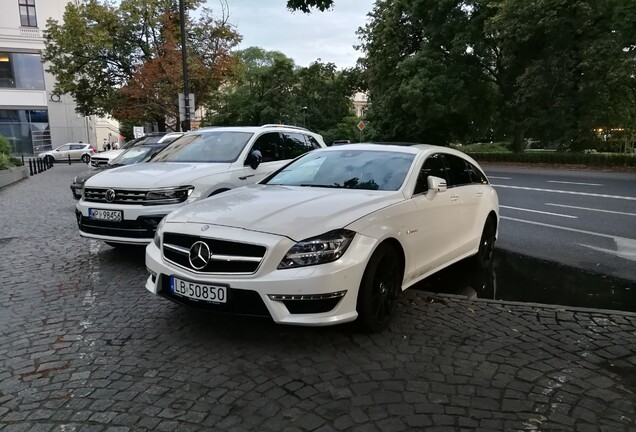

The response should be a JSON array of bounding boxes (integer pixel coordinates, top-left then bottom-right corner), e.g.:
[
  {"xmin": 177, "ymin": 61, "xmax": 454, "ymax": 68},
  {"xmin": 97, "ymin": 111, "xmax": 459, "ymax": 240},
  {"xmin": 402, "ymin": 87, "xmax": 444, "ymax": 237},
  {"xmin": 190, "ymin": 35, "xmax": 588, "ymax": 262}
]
[{"xmin": 452, "ymin": 142, "xmax": 511, "ymax": 153}]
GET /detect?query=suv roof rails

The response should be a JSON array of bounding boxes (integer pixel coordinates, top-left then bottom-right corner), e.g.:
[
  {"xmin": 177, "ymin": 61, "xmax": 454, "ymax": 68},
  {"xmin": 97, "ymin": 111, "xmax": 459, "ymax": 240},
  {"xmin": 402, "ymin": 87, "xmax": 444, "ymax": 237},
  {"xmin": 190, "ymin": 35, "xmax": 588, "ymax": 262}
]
[{"xmin": 260, "ymin": 124, "xmax": 311, "ymax": 132}]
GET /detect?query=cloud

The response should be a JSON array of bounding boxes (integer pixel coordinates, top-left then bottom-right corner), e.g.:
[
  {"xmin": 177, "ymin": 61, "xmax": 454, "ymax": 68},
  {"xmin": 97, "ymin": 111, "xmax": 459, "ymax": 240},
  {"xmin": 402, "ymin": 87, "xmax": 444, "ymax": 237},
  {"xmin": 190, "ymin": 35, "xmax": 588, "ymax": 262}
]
[{"xmin": 225, "ymin": 0, "xmax": 374, "ymax": 68}]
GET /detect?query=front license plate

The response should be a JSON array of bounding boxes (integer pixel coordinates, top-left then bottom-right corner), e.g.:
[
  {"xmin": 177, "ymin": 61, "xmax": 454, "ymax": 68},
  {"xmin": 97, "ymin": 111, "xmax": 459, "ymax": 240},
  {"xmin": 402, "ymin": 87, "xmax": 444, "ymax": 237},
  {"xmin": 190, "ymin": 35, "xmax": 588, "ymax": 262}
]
[
  {"xmin": 170, "ymin": 276, "xmax": 227, "ymax": 304},
  {"xmin": 89, "ymin": 208, "xmax": 122, "ymax": 222}
]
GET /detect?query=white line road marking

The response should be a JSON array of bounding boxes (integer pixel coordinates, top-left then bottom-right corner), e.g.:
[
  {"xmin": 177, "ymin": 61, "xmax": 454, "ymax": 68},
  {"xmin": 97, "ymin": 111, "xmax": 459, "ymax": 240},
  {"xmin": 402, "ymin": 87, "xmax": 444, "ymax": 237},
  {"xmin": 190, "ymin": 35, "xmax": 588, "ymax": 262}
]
[
  {"xmin": 492, "ymin": 184, "xmax": 636, "ymax": 201},
  {"xmin": 500, "ymin": 205, "xmax": 577, "ymax": 219},
  {"xmin": 501, "ymin": 216, "xmax": 635, "ymax": 241},
  {"xmin": 545, "ymin": 203, "xmax": 636, "ymax": 217},
  {"xmin": 488, "ymin": 176, "xmax": 512, "ymax": 180},
  {"xmin": 577, "ymin": 240, "xmax": 636, "ymax": 262},
  {"xmin": 547, "ymin": 180, "xmax": 602, "ymax": 186}
]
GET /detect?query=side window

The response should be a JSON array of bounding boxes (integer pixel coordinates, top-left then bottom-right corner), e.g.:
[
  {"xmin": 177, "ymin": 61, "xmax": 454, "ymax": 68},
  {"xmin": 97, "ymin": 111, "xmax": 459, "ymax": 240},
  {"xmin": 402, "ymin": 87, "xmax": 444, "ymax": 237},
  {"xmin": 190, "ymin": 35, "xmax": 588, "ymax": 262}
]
[
  {"xmin": 306, "ymin": 135, "xmax": 322, "ymax": 150},
  {"xmin": 56, "ymin": 145, "xmax": 70, "ymax": 151},
  {"xmin": 281, "ymin": 132, "xmax": 312, "ymax": 159},
  {"xmin": 444, "ymin": 154, "xmax": 472, "ymax": 187},
  {"xmin": 70, "ymin": 144, "xmax": 84, "ymax": 150},
  {"xmin": 414, "ymin": 153, "xmax": 449, "ymax": 194},
  {"xmin": 466, "ymin": 161, "xmax": 489, "ymax": 185},
  {"xmin": 250, "ymin": 132, "xmax": 282, "ymax": 163}
]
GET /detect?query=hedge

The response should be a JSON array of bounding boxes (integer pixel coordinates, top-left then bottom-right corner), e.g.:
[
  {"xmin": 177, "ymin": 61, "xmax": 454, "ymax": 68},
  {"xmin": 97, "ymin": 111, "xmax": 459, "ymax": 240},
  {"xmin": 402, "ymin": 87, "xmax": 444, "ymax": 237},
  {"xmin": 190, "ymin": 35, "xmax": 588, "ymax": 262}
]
[{"xmin": 466, "ymin": 152, "xmax": 636, "ymax": 167}]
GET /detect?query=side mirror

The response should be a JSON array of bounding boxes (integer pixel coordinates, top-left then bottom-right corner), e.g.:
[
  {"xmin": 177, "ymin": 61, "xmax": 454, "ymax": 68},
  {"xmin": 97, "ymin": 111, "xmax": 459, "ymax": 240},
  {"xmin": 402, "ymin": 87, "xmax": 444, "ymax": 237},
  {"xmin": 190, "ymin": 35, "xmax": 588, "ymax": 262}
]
[
  {"xmin": 245, "ymin": 150, "xmax": 263, "ymax": 170},
  {"xmin": 427, "ymin": 176, "xmax": 447, "ymax": 193}
]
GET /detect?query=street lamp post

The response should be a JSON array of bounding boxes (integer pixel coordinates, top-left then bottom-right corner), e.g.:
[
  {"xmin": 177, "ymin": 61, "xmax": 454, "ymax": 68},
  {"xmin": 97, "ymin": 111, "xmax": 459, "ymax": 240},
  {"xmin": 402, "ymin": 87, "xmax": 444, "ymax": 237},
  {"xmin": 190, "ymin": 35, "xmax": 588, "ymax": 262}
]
[{"xmin": 179, "ymin": 0, "xmax": 190, "ymax": 132}]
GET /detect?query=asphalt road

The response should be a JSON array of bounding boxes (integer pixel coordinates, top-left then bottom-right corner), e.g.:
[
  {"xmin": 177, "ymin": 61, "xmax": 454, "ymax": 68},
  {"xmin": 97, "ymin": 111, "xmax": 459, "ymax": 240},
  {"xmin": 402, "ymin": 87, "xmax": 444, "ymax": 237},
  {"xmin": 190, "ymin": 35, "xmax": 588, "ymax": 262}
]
[{"xmin": 482, "ymin": 165, "xmax": 636, "ymax": 281}]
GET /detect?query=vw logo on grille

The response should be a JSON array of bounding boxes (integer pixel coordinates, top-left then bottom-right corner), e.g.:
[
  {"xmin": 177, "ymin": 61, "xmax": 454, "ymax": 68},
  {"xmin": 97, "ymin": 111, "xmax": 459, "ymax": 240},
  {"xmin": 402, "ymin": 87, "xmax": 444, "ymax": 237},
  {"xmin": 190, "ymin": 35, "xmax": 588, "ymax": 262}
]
[
  {"xmin": 201, "ymin": 225, "xmax": 209, "ymax": 232},
  {"xmin": 105, "ymin": 189, "xmax": 116, "ymax": 203},
  {"xmin": 188, "ymin": 241, "xmax": 211, "ymax": 270}
]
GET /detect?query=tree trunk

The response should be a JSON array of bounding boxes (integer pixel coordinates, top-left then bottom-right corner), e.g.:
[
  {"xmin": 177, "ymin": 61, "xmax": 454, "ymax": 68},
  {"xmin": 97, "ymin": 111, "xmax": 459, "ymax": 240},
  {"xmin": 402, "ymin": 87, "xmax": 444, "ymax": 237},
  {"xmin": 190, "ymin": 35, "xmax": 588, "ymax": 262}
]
[
  {"xmin": 156, "ymin": 117, "xmax": 166, "ymax": 132},
  {"xmin": 511, "ymin": 124, "xmax": 525, "ymax": 153}
]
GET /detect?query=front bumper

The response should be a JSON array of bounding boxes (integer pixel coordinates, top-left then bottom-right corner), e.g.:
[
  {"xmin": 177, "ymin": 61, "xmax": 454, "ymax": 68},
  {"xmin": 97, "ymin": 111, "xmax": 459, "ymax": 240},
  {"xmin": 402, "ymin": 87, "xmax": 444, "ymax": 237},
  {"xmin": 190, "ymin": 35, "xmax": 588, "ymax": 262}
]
[
  {"xmin": 75, "ymin": 199, "xmax": 184, "ymax": 244},
  {"xmin": 145, "ymin": 224, "xmax": 378, "ymax": 326}
]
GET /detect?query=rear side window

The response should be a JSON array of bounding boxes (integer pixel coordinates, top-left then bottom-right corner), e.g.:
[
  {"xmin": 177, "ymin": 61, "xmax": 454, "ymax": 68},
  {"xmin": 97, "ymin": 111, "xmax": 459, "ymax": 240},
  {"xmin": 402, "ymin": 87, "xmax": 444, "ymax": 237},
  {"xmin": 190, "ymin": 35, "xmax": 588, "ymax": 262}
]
[
  {"xmin": 306, "ymin": 136, "xmax": 322, "ymax": 149},
  {"xmin": 466, "ymin": 161, "xmax": 489, "ymax": 184},
  {"xmin": 414, "ymin": 153, "xmax": 449, "ymax": 194},
  {"xmin": 281, "ymin": 132, "xmax": 314, "ymax": 159},
  {"xmin": 70, "ymin": 144, "xmax": 84, "ymax": 150},
  {"xmin": 444, "ymin": 154, "xmax": 472, "ymax": 187}
]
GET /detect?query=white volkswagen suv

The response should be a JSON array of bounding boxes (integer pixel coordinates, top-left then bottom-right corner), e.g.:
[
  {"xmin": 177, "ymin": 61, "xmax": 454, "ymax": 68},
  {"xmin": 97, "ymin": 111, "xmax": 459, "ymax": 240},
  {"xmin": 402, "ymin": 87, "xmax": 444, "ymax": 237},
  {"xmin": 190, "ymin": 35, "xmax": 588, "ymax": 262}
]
[{"xmin": 76, "ymin": 126, "xmax": 326, "ymax": 247}]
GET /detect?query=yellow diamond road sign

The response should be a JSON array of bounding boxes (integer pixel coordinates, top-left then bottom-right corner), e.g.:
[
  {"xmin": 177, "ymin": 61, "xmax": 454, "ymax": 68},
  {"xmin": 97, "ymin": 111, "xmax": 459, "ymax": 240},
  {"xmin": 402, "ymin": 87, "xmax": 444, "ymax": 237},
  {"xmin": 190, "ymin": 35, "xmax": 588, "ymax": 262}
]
[{"xmin": 357, "ymin": 120, "xmax": 366, "ymax": 131}]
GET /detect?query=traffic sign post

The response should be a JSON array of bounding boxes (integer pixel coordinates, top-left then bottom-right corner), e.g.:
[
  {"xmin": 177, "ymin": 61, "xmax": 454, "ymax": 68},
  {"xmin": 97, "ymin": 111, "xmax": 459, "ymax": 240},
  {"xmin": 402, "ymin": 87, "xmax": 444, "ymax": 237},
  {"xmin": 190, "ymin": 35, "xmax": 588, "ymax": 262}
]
[
  {"xmin": 357, "ymin": 120, "xmax": 366, "ymax": 142},
  {"xmin": 178, "ymin": 93, "xmax": 195, "ymax": 131}
]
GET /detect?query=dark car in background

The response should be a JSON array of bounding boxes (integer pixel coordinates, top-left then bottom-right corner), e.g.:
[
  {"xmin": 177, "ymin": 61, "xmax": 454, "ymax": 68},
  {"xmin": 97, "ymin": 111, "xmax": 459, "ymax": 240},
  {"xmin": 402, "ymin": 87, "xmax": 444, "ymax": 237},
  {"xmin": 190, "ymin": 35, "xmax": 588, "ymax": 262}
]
[{"xmin": 70, "ymin": 138, "xmax": 180, "ymax": 199}]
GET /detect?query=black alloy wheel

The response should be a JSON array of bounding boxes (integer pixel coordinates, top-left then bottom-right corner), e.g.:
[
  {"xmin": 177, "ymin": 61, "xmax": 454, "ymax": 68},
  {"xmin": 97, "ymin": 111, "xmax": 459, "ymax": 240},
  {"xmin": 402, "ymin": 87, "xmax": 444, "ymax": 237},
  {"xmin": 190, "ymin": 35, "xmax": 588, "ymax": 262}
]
[
  {"xmin": 356, "ymin": 243, "xmax": 403, "ymax": 332},
  {"xmin": 81, "ymin": 154, "xmax": 90, "ymax": 163},
  {"xmin": 473, "ymin": 218, "xmax": 496, "ymax": 269}
]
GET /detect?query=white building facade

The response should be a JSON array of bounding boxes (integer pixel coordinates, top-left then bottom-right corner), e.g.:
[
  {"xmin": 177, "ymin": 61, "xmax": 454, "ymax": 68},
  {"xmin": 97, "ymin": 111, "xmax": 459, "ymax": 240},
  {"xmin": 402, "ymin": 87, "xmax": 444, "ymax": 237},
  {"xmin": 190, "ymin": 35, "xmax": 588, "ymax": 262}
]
[{"xmin": 0, "ymin": 0, "xmax": 110, "ymax": 154}]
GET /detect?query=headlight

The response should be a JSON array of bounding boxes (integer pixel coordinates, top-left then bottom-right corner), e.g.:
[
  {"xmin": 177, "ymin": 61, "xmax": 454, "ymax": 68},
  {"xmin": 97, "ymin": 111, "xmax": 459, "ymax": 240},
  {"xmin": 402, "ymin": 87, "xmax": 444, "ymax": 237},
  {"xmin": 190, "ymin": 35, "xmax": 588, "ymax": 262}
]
[
  {"xmin": 153, "ymin": 217, "xmax": 166, "ymax": 248},
  {"xmin": 278, "ymin": 229, "xmax": 355, "ymax": 269},
  {"xmin": 144, "ymin": 186, "xmax": 194, "ymax": 206}
]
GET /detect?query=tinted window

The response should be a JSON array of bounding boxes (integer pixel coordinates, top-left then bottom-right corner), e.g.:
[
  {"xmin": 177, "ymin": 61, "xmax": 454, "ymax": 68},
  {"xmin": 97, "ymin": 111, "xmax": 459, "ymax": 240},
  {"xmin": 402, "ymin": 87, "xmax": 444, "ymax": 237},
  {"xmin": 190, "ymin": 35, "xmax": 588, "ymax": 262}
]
[
  {"xmin": 265, "ymin": 150, "xmax": 415, "ymax": 191},
  {"xmin": 466, "ymin": 161, "xmax": 489, "ymax": 184},
  {"xmin": 70, "ymin": 144, "xmax": 84, "ymax": 150},
  {"xmin": 281, "ymin": 132, "xmax": 313, "ymax": 159},
  {"xmin": 251, "ymin": 132, "xmax": 282, "ymax": 162},
  {"xmin": 445, "ymin": 154, "xmax": 472, "ymax": 187},
  {"xmin": 152, "ymin": 131, "xmax": 253, "ymax": 163},
  {"xmin": 307, "ymin": 136, "xmax": 322, "ymax": 149},
  {"xmin": 414, "ymin": 153, "xmax": 449, "ymax": 194}
]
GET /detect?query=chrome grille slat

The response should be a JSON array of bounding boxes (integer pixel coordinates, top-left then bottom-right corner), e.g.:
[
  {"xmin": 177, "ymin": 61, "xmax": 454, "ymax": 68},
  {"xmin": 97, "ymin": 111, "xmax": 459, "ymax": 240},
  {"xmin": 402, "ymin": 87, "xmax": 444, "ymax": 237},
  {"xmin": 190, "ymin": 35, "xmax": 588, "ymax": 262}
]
[{"xmin": 84, "ymin": 187, "xmax": 146, "ymax": 204}]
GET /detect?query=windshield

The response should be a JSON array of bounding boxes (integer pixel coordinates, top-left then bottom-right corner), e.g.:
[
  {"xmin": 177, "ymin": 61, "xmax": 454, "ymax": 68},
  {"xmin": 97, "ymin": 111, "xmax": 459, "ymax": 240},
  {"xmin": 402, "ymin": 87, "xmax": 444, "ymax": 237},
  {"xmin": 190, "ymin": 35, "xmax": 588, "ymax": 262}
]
[
  {"xmin": 109, "ymin": 146, "xmax": 160, "ymax": 166},
  {"xmin": 264, "ymin": 149, "xmax": 415, "ymax": 191},
  {"xmin": 151, "ymin": 131, "xmax": 253, "ymax": 163}
]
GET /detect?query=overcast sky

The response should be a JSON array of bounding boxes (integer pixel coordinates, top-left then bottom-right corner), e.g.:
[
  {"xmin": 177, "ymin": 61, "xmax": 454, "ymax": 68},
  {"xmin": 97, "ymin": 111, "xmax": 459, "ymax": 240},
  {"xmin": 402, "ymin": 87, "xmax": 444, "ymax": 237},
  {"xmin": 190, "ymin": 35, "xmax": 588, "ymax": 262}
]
[{"xmin": 225, "ymin": 0, "xmax": 375, "ymax": 68}]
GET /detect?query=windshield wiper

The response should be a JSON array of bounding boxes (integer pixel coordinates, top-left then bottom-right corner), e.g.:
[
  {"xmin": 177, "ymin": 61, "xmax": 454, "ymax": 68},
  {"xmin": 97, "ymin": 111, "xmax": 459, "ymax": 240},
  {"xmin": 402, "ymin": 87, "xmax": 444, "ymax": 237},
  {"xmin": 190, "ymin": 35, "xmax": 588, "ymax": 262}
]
[{"xmin": 298, "ymin": 184, "xmax": 340, "ymax": 188}]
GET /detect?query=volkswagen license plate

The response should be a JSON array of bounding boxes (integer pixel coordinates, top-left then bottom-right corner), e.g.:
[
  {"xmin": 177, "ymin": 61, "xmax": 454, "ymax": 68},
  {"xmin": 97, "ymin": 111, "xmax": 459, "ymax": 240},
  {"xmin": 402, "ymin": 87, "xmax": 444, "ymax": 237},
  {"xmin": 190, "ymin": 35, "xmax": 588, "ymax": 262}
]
[
  {"xmin": 89, "ymin": 208, "xmax": 122, "ymax": 222},
  {"xmin": 170, "ymin": 276, "xmax": 227, "ymax": 304}
]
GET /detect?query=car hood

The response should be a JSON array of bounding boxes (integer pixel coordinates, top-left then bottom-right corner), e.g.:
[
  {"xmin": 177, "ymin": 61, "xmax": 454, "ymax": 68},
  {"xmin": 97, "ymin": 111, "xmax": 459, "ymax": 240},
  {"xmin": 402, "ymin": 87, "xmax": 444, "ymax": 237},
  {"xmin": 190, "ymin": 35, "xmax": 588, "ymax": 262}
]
[
  {"xmin": 92, "ymin": 150, "xmax": 122, "ymax": 160},
  {"xmin": 75, "ymin": 166, "xmax": 110, "ymax": 184},
  {"xmin": 166, "ymin": 185, "xmax": 405, "ymax": 240},
  {"xmin": 84, "ymin": 162, "xmax": 231, "ymax": 189}
]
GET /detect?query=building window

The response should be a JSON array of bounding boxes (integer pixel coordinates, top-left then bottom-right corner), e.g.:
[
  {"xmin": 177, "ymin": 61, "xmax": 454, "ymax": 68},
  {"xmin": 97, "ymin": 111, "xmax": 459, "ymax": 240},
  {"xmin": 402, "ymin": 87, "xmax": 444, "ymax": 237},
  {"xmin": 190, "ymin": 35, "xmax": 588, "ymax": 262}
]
[
  {"xmin": 0, "ymin": 52, "xmax": 44, "ymax": 89},
  {"xmin": 19, "ymin": 0, "xmax": 38, "ymax": 28}
]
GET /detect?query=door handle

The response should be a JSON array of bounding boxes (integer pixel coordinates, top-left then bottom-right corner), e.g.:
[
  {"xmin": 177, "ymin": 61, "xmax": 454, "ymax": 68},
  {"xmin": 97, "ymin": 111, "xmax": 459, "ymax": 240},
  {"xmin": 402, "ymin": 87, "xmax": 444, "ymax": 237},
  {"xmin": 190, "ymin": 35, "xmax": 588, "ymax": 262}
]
[
  {"xmin": 238, "ymin": 174, "xmax": 255, "ymax": 180},
  {"xmin": 450, "ymin": 195, "xmax": 459, "ymax": 202}
]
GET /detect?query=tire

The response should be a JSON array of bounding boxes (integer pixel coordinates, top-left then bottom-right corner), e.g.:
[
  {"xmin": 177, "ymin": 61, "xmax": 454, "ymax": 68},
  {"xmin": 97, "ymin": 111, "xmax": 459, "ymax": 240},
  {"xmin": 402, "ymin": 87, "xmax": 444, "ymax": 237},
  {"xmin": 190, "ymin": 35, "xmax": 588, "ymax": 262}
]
[
  {"xmin": 472, "ymin": 218, "xmax": 496, "ymax": 269},
  {"xmin": 45, "ymin": 155, "xmax": 54, "ymax": 166},
  {"xmin": 356, "ymin": 243, "xmax": 404, "ymax": 332},
  {"xmin": 81, "ymin": 154, "xmax": 90, "ymax": 163}
]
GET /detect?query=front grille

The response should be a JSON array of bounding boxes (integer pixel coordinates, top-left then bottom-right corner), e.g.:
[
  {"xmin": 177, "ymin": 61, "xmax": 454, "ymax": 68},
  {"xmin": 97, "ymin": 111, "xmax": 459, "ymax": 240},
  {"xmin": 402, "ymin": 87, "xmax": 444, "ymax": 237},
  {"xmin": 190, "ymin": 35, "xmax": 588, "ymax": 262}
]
[
  {"xmin": 90, "ymin": 157, "xmax": 109, "ymax": 168},
  {"xmin": 160, "ymin": 275, "xmax": 270, "ymax": 317},
  {"xmin": 84, "ymin": 187, "xmax": 146, "ymax": 204},
  {"xmin": 77, "ymin": 212, "xmax": 163, "ymax": 239},
  {"xmin": 162, "ymin": 233, "xmax": 266, "ymax": 274}
]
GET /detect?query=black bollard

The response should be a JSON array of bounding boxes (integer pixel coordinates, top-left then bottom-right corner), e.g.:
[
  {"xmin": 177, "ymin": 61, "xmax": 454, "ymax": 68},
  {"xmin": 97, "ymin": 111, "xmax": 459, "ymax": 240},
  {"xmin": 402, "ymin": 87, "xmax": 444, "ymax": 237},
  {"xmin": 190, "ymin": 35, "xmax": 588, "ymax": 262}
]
[
  {"xmin": 21, "ymin": 155, "xmax": 24, "ymax": 166},
  {"xmin": 29, "ymin": 159, "xmax": 33, "ymax": 175},
  {"xmin": 38, "ymin": 158, "xmax": 42, "ymax": 173},
  {"xmin": 68, "ymin": 154, "xmax": 71, "ymax": 165}
]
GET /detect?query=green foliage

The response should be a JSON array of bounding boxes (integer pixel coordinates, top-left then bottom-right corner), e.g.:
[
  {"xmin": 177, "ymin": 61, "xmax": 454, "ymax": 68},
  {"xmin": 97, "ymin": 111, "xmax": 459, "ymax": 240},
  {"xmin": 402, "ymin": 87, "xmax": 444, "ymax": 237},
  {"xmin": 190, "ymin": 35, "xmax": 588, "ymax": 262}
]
[
  {"xmin": 0, "ymin": 135, "xmax": 11, "ymax": 155},
  {"xmin": 358, "ymin": 0, "xmax": 636, "ymax": 152},
  {"xmin": 286, "ymin": 0, "xmax": 334, "ymax": 12},
  {"xmin": 453, "ymin": 143, "xmax": 511, "ymax": 153},
  {"xmin": 0, "ymin": 153, "xmax": 11, "ymax": 170},
  {"xmin": 468, "ymin": 152, "xmax": 636, "ymax": 167},
  {"xmin": 204, "ymin": 47, "xmax": 358, "ymax": 140}
]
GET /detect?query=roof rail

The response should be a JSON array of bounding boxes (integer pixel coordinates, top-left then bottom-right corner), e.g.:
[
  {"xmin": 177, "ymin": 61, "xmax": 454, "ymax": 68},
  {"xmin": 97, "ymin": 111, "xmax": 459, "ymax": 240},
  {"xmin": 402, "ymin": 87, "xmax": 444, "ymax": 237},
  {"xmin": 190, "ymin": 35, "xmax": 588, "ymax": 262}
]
[{"xmin": 260, "ymin": 124, "xmax": 311, "ymax": 132}]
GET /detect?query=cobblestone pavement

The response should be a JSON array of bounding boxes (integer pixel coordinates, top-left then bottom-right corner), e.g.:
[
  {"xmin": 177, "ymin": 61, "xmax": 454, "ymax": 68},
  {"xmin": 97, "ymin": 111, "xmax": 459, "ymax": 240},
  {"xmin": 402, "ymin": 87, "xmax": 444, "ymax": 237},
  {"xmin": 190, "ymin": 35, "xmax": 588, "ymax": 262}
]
[{"xmin": 1, "ymin": 165, "xmax": 635, "ymax": 432}]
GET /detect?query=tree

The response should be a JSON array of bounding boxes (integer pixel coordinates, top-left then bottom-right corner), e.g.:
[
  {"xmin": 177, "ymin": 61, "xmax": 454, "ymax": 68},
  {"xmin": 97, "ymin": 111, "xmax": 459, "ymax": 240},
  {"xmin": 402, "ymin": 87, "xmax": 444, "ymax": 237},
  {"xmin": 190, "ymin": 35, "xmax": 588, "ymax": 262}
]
[
  {"xmin": 286, "ymin": 0, "xmax": 334, "ymax": 13},
  {"xmin": 359, "ymin": 0, "xmax": 636, "ymax": 151},
  {"xmin": 44, "ymin": 0, "xmax": 241, "ymax": 129}
]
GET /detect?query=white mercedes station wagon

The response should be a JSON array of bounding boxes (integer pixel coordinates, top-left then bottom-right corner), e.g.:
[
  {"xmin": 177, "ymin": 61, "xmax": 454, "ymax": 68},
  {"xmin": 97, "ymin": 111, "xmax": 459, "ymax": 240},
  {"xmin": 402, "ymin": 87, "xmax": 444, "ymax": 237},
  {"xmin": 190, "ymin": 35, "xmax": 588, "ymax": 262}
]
[
  {"xmin": 76, "ymin": 126, "xmax": 325, "ymax": 246},
  {"xmin": 145, "ymin": 144, "xmax": 499, "ymax": 331}
]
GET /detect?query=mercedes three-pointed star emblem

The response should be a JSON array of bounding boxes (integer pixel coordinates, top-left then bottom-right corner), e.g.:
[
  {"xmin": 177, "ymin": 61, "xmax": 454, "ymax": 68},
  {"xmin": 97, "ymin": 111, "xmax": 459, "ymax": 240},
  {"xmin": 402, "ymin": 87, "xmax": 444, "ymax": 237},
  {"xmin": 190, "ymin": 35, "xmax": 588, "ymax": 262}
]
[{"xmin": 188, "ymin": 241, "xmax": 211, "ymax": 270}]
